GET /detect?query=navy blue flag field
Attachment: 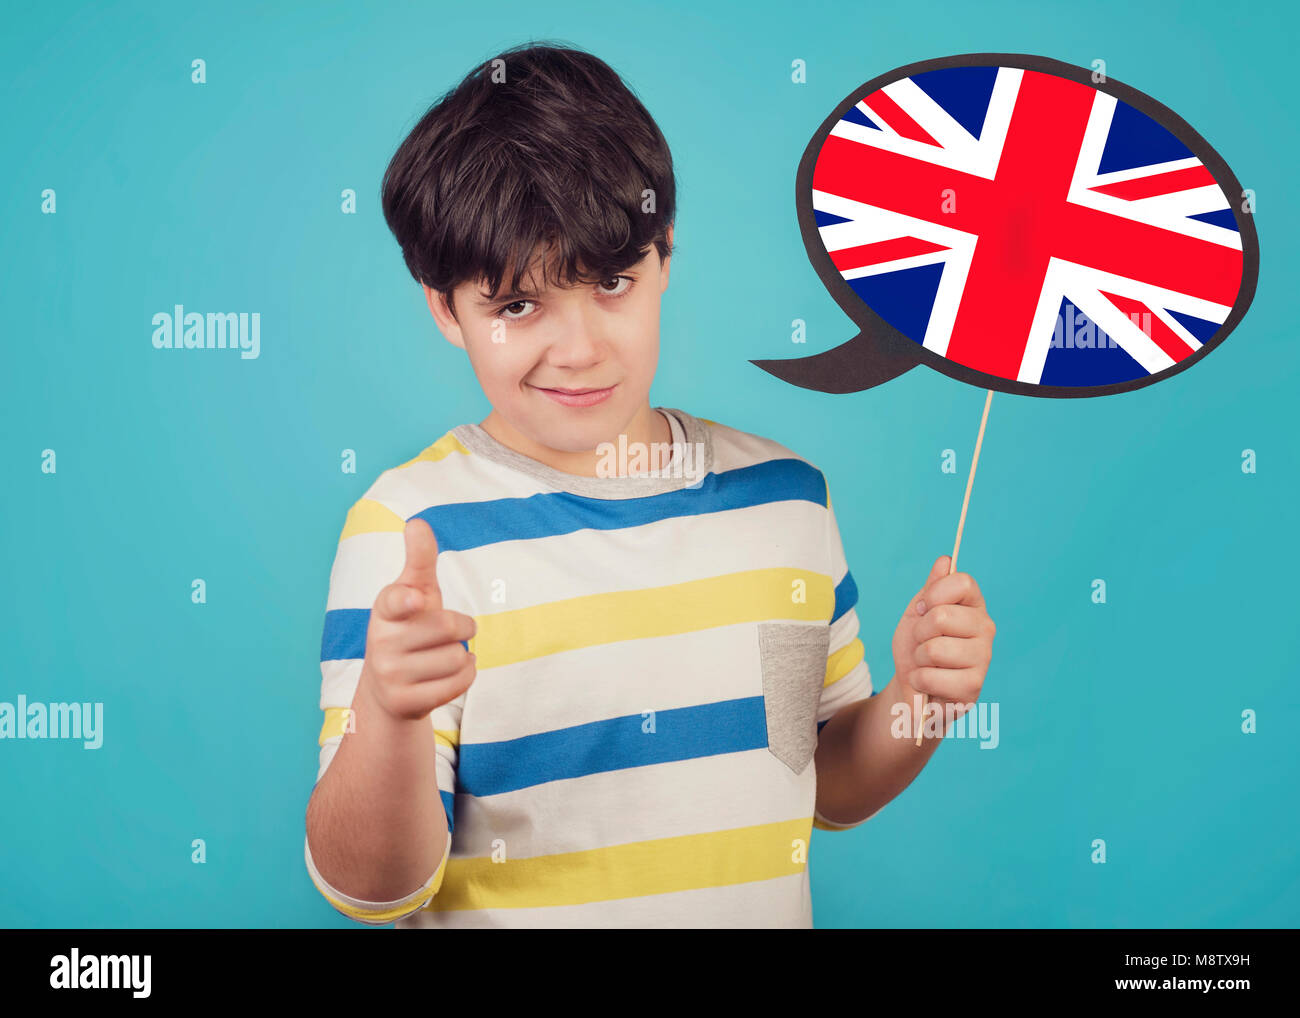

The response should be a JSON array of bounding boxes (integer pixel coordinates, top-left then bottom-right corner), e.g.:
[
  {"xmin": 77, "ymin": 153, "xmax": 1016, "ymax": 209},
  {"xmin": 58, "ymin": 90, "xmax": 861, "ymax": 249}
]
[{"xmin": 752, "ymin": 53, "xmax": 1259, "ymax": 397}]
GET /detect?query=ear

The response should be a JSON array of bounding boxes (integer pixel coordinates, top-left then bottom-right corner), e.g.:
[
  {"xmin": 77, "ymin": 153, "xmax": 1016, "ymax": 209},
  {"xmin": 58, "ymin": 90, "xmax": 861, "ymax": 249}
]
[
  {"xmin": 659, "ymin": 222, "xmax": 674, "ymax": 292},
  {"xmin": 423, "ymin": 284, "xmax": 466, "ymax": 350}
]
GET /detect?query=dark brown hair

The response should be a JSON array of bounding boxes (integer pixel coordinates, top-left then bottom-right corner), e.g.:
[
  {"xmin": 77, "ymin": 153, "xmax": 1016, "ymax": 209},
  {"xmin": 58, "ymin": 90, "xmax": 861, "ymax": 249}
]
[{"xmin": 381, "ymin": 41, "xmax": 676, "ymax": 319}]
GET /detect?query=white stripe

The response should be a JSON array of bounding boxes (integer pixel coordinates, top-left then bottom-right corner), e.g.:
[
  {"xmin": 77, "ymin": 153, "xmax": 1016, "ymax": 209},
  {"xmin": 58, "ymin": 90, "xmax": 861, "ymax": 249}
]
[
  {"xmin": 880, "ymin": 77, "xmax": 983, "ymax": 152},
  {"xmin": 1150, "ymin": 303, "xmax": 1205, "ymax": 351},
  {"xmin": 1088, "ymin": 155, "xmax": 1202, "ymax": 185},
  {"xmin": 1017, "ymin": 259, "xmax": 1072, "ymax": 384},
  {"xmin": 450, "ymin": 747, "xmax": 814, "ymax": 857}
]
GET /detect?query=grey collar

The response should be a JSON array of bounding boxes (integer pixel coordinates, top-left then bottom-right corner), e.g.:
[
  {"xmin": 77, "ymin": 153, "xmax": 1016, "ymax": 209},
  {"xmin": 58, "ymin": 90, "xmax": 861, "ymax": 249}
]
[{"xmin": 452, "ymin": 406, "xmax": 714, "ymax": 500}]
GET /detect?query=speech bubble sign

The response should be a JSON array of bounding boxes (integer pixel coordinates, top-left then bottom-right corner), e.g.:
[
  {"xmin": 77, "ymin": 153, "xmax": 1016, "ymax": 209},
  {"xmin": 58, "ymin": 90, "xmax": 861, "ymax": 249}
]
[{"xmin": 751, "ymin": 53, "xmax": 1259, "ymax": 397}]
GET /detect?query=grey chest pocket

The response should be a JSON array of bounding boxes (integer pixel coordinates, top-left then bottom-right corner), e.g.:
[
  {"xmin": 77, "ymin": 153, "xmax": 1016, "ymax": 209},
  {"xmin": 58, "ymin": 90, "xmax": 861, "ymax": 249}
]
[{"xmin": 758, "ymin": 621, "xmax": 829, "ymax": 775}]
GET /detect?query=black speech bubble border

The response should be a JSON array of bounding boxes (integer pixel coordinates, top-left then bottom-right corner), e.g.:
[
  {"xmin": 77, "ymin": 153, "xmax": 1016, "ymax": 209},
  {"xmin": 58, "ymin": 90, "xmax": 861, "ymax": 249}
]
[{"xmin": 791, "ymin": 51, "xmax": 1261, "ymax": 399}]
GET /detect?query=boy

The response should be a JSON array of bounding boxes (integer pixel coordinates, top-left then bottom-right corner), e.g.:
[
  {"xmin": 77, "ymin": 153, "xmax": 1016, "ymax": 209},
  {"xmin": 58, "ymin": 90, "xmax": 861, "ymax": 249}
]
[{"xmin": 303, "ymin": 42, "xmax": 995, "ymax": 928}]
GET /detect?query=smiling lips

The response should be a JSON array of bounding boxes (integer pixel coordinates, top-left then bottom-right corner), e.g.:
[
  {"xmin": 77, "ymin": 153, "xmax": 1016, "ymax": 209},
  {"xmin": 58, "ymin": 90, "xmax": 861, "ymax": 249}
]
[{"xmin": 534, "ymin": 383, "xmax": 616, "ymax": 407}]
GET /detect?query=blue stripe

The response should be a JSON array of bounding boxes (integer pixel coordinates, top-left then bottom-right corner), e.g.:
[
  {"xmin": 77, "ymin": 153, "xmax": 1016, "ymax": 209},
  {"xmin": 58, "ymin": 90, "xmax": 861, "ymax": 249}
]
[
  {"xmin": 440, "ymin": 789, "xmax": 455, "ymax": 836},
  {"xmin": 1040, "ymin": 296, "xmax": 1148, "ymax": 386},
  {"xmin": 1188, "ymin": 207, "xmax": 1237, "ymax": 232},
  {"xmin": 910, "ymin": 66, "xmax": 997, "ymax": 143},
  {"xmin": 847, "ymin": 262, "xmax": 945, "ymax": 346},
  {"xmin": 457, "ymin": 697, "xmax": 769, "ymax": 797},
  {"xmin": 1098, "ymin": 98, "xmax": 1193, "ymax": 175},
  {"xmin": 321, "ymin": 609, "xmax": 470, "ymax": 662},
  {"xmin": 839, "ymin": 105, "xmax": 880, "ymax": 132},
  {"xmin": 321, "ymin": 608, "xmax": 369, "ymax": 662},
  {"xmin": 815, "ymin": 208, "xmax": 853, "ymax": 226},
  {"xmin": 832, "ymin": 571, "xmax": 858, "ymax": 624},
  {"xmin": 411, "ymin": 458, "xmax": 827, "ymax": 553},
  {"xmin": 321, "ymin": 459, "xmax": 830, "ymax": 663},
  {"xmin": 1166, "ymin": 308, "xmax": 1221, "ymax": 343}
]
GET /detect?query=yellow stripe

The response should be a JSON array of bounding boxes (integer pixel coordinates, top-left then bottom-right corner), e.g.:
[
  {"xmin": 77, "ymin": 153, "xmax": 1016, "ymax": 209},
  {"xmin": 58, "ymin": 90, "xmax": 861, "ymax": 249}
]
[
  {"xmin": 398, "ymin": 432, "xmax": 471, "ymax": 470},
  {"xmin": 697, "ymin": 417, "xmax": 718, "ymax": 427},
  {"xmin": 320, "ymin": 707, "xmax": 459, "ymax": 751},
  {"xmin": 319, "ymin": 706, "xmax": 352, "ymax": 745},
  {"xmin": 336, "ymin": 434, "xmax": 471, "ymax": 541},
  {"xmin": 310, "ymin": 844, "xmax": 449, "ymax": 923},
  {"xmin": 467, "ymin": 568, "xmax": 833, "ymax": 669},
  {"xmin": 425, "ymin": 816, "xmax": 813, "ymax": 912},
  {"xmin": 339, "ymin": 498, "xmax": 405, "ymax": 539},
  {"xmin": 434, "ymin": 729, "xmax": 459, "ymax": 750},
  {"xmin": 824, "ymin": 637, "xmax": 865, "ymax": 688}
]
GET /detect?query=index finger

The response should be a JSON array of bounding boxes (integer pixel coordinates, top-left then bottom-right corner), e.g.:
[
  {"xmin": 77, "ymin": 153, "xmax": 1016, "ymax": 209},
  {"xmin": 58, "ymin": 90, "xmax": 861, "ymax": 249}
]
[{"xmin": 396, "ymin": 517, "xmax": 443, "ymax": 607}]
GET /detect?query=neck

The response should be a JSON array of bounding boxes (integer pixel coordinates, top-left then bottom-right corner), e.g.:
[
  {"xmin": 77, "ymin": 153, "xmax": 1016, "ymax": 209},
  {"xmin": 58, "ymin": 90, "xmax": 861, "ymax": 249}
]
[{"xmin": 479, "ymin": 405, "xmax": 674, "ymax": 478}]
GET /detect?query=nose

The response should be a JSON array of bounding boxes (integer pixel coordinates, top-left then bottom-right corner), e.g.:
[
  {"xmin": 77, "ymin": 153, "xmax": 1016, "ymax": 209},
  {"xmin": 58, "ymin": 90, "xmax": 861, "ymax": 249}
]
[{"xmin": 544, "ymin": 304, "xmax": 606, "ymax": 368}]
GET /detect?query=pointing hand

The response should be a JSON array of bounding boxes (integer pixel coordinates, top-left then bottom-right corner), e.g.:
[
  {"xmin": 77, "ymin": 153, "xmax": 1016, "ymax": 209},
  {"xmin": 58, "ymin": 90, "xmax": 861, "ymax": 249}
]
[{"xmin": 361, "ymin": 518, "xmax": 478, "ymax": 722}]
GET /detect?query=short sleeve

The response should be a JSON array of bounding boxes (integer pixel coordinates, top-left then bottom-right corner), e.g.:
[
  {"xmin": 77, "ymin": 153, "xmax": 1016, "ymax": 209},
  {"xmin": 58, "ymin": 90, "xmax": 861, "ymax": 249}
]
[
  {"xmin": 304, "ymin": 484, "xmax": 464, "ymax": 924},
  {"xmin": 813, "ymin": 478, "xmax": 881, "ymax": 832}
]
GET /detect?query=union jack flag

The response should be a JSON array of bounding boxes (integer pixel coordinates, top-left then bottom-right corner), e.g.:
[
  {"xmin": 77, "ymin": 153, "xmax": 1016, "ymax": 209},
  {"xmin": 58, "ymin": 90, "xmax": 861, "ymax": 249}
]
[{"xmin": 810, "ymin": 62, "xmax": 1250, "ymax": 389}]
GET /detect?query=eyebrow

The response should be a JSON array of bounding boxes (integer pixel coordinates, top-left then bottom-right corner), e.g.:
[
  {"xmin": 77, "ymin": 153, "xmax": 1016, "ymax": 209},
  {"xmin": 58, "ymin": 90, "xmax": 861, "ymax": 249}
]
[{"xmin": 474, "ymin": 286, "xmax": 539, "ymax": 307}]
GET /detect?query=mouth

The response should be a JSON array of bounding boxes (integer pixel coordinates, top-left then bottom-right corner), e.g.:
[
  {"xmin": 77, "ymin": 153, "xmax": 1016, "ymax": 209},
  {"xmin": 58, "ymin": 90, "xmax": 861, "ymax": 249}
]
[{"xmin": 531, "ymin": 383, "xmax": 617, "ymax": 407}]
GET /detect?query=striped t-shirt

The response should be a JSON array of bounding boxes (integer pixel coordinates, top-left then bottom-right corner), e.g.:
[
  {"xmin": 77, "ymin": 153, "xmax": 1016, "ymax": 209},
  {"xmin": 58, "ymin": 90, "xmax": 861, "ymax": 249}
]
[{"xmin": 304, "ymin": 406, "xmax": 877, "ymax": 928}]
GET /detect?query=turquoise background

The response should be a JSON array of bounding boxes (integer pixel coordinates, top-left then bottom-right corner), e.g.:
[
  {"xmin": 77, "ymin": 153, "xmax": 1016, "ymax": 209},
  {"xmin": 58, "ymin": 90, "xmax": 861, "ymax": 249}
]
[{"xmin": 2, "ymin": 0, "xmax": 1295, "ymax": 928}]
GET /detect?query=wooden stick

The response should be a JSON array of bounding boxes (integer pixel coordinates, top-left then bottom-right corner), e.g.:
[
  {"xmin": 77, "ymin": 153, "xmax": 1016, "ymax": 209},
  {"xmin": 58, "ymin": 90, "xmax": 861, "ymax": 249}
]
[{"xmin": 916, "ymin": 388, "xmax": 993, "ymax": 747}]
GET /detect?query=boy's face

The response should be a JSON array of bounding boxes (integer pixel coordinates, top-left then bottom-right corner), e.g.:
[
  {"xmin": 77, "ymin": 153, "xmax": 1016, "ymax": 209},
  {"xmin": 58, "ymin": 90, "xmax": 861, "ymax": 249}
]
[{"xmin": 424, "ymin": 225, "xmax": 673, "ymax": 459}]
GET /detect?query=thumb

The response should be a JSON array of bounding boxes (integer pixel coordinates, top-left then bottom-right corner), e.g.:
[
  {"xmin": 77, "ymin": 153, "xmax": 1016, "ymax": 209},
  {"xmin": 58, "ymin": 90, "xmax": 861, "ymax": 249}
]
[
  {"xmin": 396, "ymin": 517, "xmax": 443, "ymax": 609},
  {"xmin": 913, "ymin": 555, "xmax": 951, "ymax": 616}
]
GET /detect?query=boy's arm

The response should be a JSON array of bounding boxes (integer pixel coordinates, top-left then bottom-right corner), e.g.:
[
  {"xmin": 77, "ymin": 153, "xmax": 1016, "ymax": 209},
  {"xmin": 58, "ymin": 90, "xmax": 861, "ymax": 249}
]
[
  {"xmin": 304, "ymin": 498, "xmax": 469, "ymax": 925},
  {"xmin": 814, "ymin": 671, "xmax": 940, "ymax": 826},
  {"xmin": 305, "ymin": 675, "xmax": 450, "ymax": 920},
  {"xmin": 813, "ymin": 483, "xmax": 995, "ymax": 825},
  {"xmin": 811, "ymin": 475, "xmax": 944, "ymax": 828}
]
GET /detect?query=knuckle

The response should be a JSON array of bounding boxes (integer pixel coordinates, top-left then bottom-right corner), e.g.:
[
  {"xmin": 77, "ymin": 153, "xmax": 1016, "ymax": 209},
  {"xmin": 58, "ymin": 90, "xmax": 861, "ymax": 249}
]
[
  {"xmin": 375, "ymin": 584, "xmax": 401, "ymax": 613},
  {"xmin": 370, "ymin": 649, "xmax": 399, "ymax": 682},
  {"xmin": 919, "ymin": 638, "xmax": 940, "ymax": 667},
  {"xmin": 432, "ymin": 610, "xmax": 462, "ymax": 643},
  {"xmin": 937, "ymin": 638, "xmax": 958, "ymax": 666}
]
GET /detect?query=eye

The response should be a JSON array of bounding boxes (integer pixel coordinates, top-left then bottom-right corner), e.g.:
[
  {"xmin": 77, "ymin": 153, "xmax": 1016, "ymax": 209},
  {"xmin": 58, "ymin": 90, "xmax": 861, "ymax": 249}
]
[
  {"xmin": 492, "ymin": 275, "xmax": 634, "ymax": 322},
  {"xmin": 494, "ymin": 299, "xmax": 536, "ymax": 321},
  {"xmin": 597, "ymin": 275, "xmax": 635, "ymax": 298}
]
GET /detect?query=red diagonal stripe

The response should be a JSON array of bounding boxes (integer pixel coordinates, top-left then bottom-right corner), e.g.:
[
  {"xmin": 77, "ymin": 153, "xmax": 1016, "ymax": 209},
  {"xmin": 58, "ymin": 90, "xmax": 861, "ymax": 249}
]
[
  {"xmin": 1089, "ymin": 164, "xmax": 1215, "ymax": 200},
  {"xmin": 1098, "ymin": 291, "xmax": 1197, "ymax": 362},
  {"xmin": 861, "ymin": 89, "xmax": 940, "ymax": 146},
  {"xmin": 829, "ymin": 236, "xmax": 949, "ymax": 273}
]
